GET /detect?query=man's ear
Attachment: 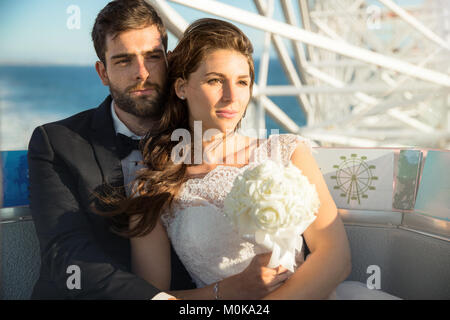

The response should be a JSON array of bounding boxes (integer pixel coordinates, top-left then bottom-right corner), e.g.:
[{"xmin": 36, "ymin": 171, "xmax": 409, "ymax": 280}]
[
  {"xmin": 174, "ymin": 78, "xmax": 187, "ymax": 100},
  {"xmin": 95, "ymin": 61, "xmax": 110, "ymax": 86}
]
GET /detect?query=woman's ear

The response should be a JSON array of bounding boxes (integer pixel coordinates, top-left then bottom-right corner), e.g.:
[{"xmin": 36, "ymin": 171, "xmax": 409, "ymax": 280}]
[
  {"xmin": 174, "ymin": 78, "xmax": 187, "ymax": 100},
  {"xmin": 95, "ymin": 61, "xmax": 109, "ymax": 86}
]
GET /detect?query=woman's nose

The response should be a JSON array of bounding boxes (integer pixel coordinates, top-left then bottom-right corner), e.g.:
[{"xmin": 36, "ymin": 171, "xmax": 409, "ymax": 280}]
[{"xmin": 222, "ymin": 81, "xmax": 238, "ymax": 102}]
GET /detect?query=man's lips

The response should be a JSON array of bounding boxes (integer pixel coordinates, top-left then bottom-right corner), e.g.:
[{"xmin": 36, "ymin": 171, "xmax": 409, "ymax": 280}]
[{"xmin": 130, "ymin": 88, "xmax": 155, "ymax": 96}]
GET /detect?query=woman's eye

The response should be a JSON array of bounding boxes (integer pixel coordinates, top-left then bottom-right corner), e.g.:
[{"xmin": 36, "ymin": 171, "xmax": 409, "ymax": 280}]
[{"xmin": 207, "ymin": 78, "xmax": 222, "ymax": 84}]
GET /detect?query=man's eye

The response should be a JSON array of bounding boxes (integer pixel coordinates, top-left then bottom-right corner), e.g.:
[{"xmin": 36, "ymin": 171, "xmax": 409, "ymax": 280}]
[
  {"xmin": 147, "ymin": 54, "xmax": 162, "ymax": 60},
  {"xmin": 238, "ymin": 80, "xmax": 249, "ymax": 86},
  {"xmin": 116, "ymin": 59, "xmax": 130, "ymax": 65}
]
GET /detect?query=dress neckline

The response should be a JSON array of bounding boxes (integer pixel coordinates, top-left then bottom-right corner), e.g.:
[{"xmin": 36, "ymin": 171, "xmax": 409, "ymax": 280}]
[{"xmin": 184, "ymin": 137, "xmax": 270, "ymax": 183}]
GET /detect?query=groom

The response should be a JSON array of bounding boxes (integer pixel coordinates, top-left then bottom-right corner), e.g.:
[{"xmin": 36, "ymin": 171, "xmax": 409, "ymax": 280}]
[{"xmin": 27, "ymin": 0, "xmax": 194, "ymax": 299}]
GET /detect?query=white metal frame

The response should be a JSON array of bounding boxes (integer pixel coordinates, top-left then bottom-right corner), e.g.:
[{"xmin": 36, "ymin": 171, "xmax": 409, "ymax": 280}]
[{"xmin": 149, "ymin": 0, "xmax": 450, "ymax": 148}]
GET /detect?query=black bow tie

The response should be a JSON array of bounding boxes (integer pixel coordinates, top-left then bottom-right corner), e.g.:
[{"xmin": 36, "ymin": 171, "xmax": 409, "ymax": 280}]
[{"xmin": 116, "ymin": 133, "xmax": 141, "ymax": 160}]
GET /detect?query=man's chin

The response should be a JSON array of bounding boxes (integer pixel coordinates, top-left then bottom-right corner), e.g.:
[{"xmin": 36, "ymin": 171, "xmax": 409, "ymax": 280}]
[
  {"xmin": 112, "ymin": 93, "xmax": 161, "ymax": 119},
  {"xmin": 133, "ymin": 109, "xmax": 160, "ymax": 119},
  {"xmin": 124, "ymin": 103, "xmax": 159, "ymax": 119},
  {"xmin": 135, "ymin": 97, "xmax": 162, "ymax": 117}
]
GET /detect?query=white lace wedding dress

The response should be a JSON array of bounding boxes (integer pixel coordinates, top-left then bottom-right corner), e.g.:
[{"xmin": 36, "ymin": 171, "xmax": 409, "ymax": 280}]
[{"xmin": 161, "ymin": 134, "xmax": 401, "ymax": 300}]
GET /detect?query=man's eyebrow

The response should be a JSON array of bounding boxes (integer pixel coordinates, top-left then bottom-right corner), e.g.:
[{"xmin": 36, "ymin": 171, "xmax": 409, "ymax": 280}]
[
  {"xmin": 147, "ymin": 49, "xmax": 165, "ymax": 54},
  {"xmin": 205, "ymin": 72, "xmax": 250, "ymax": 78},
  {"xmin": 110, "ymin": 53, "xmax": 133, "ymax": 60},
  {"xmin": 110, "ymin": 49, "xmax": 165, "ymax": 60}
]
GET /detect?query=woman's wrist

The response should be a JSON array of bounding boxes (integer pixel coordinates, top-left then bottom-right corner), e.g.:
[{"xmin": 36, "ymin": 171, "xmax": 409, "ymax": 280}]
[{"xmin": 213, "ymin": 273, "xmax": 242, "ymax": 299}]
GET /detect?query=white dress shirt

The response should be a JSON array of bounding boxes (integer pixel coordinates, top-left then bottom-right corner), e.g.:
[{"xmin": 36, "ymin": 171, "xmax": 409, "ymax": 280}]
[
  {"xmin": 111, "ymin": 101, "xmax": 176, "ymax": 300},
  {"xmin": 110, "ymin": 101, "xmax": 145, "ymax": 197}
]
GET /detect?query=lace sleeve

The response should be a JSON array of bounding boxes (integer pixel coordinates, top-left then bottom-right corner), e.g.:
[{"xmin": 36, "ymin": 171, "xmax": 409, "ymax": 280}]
[
  {"xmin": 160, "ymin": 208, "xmax": 171, "ymax": 231},
  {"xmin": 159, "ymin": 201, "xmax": 185, "ymax": 233},
  {"xmin": 266, "ymin": 134, "xmax": 316, "ymax": 166}
]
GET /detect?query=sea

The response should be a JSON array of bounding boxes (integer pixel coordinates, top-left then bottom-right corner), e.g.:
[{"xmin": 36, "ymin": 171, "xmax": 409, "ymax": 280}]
[{"xmin": 0, "ymin": 59, "xmax": 306, "ymax": 151}]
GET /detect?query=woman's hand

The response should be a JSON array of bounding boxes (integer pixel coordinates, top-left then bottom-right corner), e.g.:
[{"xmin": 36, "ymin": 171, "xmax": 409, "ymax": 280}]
[
  {"xmin": 220, "ymin": 253, "xmax": 291, "ymax": 300},
  {"xmin": 260, "ymin": 141, "xmax": 351, "ymax": 300}
]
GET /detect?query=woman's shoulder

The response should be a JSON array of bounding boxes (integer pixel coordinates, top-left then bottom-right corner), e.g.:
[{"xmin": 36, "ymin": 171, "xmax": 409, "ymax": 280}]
[
  {"xmin": 238, "ymin": 133, "xmax": 314, "ymax": 146},
  {"xmin": 267, "ymin": 133, "xmax": 308, "ymax": 143},
  {"xmin": 241, "ymin": 133, "xmax": 316, "ymax": 165},
  {"xmin": 269, "ymin": 133, "xmax": 315, "ymax": 152}
]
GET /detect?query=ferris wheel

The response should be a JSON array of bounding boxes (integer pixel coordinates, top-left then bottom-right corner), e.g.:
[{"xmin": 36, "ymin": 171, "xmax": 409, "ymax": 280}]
[
  {"xmin": 149, "ymin": 0, "xmax": 450, "ymax": 149},
  {"xmin": 331, "ymin": 153, "xmax": 378, "ymax": 205}
]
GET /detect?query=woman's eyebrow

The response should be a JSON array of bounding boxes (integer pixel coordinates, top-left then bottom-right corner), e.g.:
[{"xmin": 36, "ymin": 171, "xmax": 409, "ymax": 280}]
[
  {"xmin": 204, "ymin": 72, "xmax": 249, "ymax": 78},
  {"xmin": 205, "ymin": 72, "xmax": 224, "ymax": 77}
]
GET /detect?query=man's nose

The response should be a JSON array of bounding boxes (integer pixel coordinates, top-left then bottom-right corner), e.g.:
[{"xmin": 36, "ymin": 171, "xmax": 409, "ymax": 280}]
[{"xmin": 135, "ymin": 56, "xmax": 150, "ymax": 81}]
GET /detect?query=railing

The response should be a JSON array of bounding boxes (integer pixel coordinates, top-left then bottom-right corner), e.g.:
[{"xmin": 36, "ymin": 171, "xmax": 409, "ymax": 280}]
[{"xmin": 1, "ymin": 148, "xmax": 449, "ymax": 240}]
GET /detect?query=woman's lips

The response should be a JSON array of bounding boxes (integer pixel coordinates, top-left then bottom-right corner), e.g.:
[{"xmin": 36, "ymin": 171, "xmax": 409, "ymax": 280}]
[{"xmin": 216, "ymin": 110, "xmax": 238, "ymax": 119}]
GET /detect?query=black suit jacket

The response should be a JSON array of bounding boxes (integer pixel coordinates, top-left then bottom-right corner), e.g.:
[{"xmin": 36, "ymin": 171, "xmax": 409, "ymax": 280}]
[{"xmin": 28, "ymin": 95, "xmax": 194, "ymax": 299}]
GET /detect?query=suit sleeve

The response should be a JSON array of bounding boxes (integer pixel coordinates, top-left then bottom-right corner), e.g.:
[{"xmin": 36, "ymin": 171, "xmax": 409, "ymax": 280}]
[{"xmin": 28, "ymin": 125, "xmax": 161, "ymax": 299}]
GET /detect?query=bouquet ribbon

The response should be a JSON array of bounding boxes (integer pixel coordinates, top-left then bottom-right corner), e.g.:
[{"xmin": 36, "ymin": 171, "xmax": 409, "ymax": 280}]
[{"xmin": 253, "ymin": 219, "xmax": 315, "ymax": 272}]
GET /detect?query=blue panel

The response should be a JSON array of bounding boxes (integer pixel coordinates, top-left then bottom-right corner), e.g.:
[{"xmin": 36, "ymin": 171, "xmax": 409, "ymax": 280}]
[
  {"xmin": 393, "ymin": 150, "xmax": 422, "ymax": 210},
  {"xmin": 1, "ymin": 150, "xmax": 29, "ymax": 208},
  {"xmin": 414, "ymin": 150, "xmax": 450, "ymax": 221}
]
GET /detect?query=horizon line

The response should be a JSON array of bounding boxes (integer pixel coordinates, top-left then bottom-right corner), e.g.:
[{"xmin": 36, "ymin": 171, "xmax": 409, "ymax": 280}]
[
  {"xmin": 0, "ymin": 55, "xmax": 286, "ymax": 67},
  {"xmin": 0, "ymin": 62, "xmax": 96, "ymax": 67}
]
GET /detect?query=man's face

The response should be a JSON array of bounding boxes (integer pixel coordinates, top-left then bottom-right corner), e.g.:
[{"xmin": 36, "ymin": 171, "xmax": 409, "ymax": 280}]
[{"xmin": 96, "ymin": 25, "xmax": 167, "ymax": 118}]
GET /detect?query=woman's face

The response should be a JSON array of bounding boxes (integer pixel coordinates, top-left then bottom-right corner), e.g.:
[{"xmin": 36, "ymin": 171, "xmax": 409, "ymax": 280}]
[{"xmin": 175, "ymin": 49, "xmax": 251, "ymax": 135}]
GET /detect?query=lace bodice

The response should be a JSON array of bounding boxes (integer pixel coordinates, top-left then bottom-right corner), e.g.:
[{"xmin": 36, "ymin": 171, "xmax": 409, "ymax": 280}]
[{"xmin": 161, "ymin": 134, "xmax": 313, "ymax": 288}]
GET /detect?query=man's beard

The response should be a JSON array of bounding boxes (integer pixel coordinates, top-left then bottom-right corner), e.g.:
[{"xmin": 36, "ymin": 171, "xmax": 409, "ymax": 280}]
[{"xmin": 109, "ymin": 81, "xmax": 164, "ymax": 119}]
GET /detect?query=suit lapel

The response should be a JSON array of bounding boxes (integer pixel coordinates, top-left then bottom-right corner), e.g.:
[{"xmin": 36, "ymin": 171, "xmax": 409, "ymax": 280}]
[{"xmin": 89, "ymin": 96, "xmax": 125, "ymax": 191}]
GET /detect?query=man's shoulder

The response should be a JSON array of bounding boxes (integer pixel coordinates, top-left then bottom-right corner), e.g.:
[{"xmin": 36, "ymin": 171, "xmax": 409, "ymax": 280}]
[
  {"xmin": 39, "ymin": 96, "xmax": 111, "ymax": 135},
  {"xmin": 29, "ymin": 96, "xmax": 112, "ymax": 148},
  {"xmin": 44, "ymin": 102, "xmax": 103, "ymax": 129},
  {"xmin": 44, "ymin": 108, "xmax": 92, "ymax": 128}
]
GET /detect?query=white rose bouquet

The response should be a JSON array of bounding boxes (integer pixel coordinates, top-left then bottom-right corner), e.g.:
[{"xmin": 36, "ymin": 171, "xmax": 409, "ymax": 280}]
[{"xmin": 223, "ymin": 159, "xmax": 320, "ymax": 272}]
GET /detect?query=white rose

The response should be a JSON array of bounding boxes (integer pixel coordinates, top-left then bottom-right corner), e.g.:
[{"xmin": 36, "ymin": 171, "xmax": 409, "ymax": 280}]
[
  {"xmin": 225, "ymin": 160, "xmax": 319, "ymax": 234},
  {"xmin": 224, "ymin": 159, "xmax": 320, "ymax": 271},
  {"xmin": 251, "ymin": 200, "xmax": 288, "ymax": 233}
]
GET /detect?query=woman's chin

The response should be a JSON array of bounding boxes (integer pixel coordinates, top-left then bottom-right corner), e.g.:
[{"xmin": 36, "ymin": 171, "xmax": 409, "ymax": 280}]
[{"xmin": 209, "ymin": 122, "xmax": 238, "ymax": 134}]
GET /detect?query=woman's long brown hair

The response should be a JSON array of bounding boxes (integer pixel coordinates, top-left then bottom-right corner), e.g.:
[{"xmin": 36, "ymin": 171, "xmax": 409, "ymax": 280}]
[{"xmin": 96, "ymin": 18, "xmax": 255, "ymax": 238}]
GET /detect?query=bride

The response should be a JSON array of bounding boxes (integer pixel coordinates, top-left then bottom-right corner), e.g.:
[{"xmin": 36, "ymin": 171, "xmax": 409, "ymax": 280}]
[{"xmin": 104, "ymin": 18, "xmax": 399, "ymax": 300}]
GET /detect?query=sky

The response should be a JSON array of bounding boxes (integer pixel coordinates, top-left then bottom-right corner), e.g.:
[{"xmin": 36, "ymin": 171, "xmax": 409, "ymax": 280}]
[
  {"xmin": 0, "ymin": 0, "xmax": 269, "ymax": 65},
  {"xmin": 0, "ymin": 0, "xmax": 426, "ymax": 65}
]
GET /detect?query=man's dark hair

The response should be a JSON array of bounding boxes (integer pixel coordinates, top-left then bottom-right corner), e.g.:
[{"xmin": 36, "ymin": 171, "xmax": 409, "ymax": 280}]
[{"xmin": 92, "ymin": 0, "xmax": 168, "ymax": 65}]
